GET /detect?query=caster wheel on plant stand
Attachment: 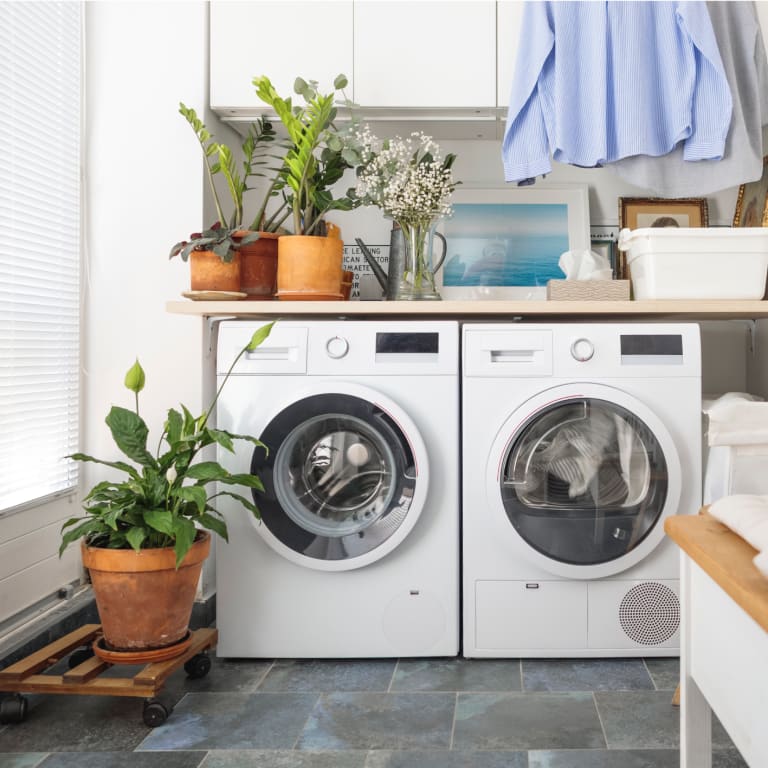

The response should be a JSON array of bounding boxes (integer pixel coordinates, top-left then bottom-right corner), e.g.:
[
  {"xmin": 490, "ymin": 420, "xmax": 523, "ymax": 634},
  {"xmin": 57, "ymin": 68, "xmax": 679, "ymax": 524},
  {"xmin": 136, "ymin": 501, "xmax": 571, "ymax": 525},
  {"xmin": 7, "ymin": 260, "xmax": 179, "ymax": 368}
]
[
  {"xmin": 184, "ymin": 652, "xmax": 211, "ymax": 679},
  {"xmin": 0, "ymin": 693, "xmax": 28, "ymax": 724},
  {"xmin": 142, "ymin": 697, "xmax": 173, "ymax": 728}
]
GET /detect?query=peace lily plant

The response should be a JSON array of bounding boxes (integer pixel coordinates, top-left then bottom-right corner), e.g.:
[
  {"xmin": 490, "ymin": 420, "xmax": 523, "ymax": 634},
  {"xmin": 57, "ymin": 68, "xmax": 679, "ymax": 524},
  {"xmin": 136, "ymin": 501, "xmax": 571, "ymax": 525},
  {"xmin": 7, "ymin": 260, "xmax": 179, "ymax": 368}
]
[{"xmin": 60, "ymin": 322, "xmax": 275, "ymax": 566}]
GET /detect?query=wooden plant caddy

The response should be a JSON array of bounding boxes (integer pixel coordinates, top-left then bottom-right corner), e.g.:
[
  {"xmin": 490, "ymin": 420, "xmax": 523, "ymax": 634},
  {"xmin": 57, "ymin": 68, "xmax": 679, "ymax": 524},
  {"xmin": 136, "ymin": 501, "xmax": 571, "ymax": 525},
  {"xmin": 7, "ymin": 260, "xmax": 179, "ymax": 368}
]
[{"xmin": 0, "ymin": 623, "xmax": 217, "ymax": 727}]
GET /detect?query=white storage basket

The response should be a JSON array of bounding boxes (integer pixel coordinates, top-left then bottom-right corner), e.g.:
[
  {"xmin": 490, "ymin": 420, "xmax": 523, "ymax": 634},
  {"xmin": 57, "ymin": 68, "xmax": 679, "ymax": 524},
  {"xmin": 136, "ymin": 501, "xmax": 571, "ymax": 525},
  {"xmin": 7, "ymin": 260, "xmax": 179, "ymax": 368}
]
[{"xmin": 618, "ymin": 227, "xmax": 768, "ymax": 300}]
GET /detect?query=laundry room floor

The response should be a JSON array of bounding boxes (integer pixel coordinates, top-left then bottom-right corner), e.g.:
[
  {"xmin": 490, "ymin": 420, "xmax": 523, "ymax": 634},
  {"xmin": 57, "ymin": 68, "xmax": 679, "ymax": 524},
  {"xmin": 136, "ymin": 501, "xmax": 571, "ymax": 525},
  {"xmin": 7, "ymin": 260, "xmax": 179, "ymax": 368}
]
[{"xmin": 0, "ymin": 655, "xmax": 747, "ymax": 767}]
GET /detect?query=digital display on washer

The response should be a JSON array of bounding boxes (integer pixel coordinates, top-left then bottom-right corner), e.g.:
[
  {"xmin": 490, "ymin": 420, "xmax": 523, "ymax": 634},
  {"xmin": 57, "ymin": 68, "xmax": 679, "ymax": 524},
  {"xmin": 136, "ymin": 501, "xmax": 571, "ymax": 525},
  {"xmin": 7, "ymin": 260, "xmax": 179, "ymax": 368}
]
[
  {"xmin": 620, "ymin": 334, "xmax": 683, "ymax": 356},
  {"xmin": 376, "ymin": 332, "xmax": 439, "ymax": 354}
]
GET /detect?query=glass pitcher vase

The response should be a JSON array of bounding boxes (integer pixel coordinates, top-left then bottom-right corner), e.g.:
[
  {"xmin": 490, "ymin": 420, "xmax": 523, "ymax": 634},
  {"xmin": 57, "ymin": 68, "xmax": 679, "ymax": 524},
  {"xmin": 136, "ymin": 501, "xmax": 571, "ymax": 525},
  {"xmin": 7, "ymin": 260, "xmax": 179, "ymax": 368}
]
[{"xmin": 394, "ymin": 217, "xmax": 447, "ymax": 301}]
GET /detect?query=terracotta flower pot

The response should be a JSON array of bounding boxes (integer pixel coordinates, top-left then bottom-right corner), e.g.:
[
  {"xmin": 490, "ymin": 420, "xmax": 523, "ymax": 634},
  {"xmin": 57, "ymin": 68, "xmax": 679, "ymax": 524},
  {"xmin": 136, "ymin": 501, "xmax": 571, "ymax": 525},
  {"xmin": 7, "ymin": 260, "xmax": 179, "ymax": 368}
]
[
  {"xmin": 189, "ymin": 250, "xmax": 241, "ymax": 292},
  {"xmin": 81, "ymin": 532, "xmax": 211, "ymax": 653},
  {"xmin": 236, "ymin": 231, "xmax": 279, "ymax": 298},
  {"xmin": 276, "ymin": 235, "xmax": 344, "ymax": 300}
]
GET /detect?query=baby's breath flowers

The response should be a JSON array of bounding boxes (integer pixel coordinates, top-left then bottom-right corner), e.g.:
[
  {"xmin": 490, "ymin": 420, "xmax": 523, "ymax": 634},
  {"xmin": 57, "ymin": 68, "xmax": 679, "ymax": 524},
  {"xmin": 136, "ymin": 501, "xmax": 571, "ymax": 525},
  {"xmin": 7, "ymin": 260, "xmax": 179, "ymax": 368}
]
[
  {"xmin": 353, "ymin": 128, "xmax": 458, "ymax": 224},
  {"xmin": 352, "ymin": 129, "xmax": 459, "ymax": 299}
]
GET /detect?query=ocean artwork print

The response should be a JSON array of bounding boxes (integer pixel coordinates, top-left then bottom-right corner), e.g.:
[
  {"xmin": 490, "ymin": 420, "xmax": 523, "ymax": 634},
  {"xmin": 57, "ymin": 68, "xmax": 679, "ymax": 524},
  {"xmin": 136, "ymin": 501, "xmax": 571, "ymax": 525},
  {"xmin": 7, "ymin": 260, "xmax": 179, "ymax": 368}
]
[{"xmin": 443, "ymin": 202, "xmax": 569, "ymax": 287}]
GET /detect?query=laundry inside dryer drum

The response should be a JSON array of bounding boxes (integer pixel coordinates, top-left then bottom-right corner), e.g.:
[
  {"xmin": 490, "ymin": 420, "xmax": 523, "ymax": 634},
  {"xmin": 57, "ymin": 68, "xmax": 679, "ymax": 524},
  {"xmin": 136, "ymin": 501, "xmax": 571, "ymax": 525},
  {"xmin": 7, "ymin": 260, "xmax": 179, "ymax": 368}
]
[
  {"xmin": 252, "ymin": 394, "xmax": 418, "ymax": 561},
  {"xmin": 500, "ymin": 398, "xmax": 668, "ymax": 566}
]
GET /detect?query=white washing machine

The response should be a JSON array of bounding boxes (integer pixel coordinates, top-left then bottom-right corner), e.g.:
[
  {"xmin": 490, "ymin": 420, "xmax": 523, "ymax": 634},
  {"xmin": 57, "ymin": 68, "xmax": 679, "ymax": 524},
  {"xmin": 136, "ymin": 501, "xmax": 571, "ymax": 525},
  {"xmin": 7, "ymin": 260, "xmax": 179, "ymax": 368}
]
[
  {"xmin": 214, "ymin": 320, "xmax": 459, "ymax": 658},
  {"xmin": 462, "ymin": 323, "xmax": 701, "ymax": 657}
]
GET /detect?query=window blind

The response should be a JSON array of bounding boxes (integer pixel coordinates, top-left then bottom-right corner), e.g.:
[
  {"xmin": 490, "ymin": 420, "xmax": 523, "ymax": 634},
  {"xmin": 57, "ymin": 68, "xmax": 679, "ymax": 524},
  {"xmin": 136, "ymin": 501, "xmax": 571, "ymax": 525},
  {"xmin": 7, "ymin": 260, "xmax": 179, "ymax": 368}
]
[{"xmin": 0, "ymin": 2, "xmax": 82, "ymax": 513}]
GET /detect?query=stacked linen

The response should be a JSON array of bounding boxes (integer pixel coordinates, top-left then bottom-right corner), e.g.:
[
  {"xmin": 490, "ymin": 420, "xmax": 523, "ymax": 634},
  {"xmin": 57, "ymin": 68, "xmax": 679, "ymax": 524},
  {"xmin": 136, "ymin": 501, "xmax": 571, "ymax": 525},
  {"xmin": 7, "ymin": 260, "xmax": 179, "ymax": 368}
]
[{"xmin": 709, "ymin": 495, "xmax": 768, "ymax": 577}]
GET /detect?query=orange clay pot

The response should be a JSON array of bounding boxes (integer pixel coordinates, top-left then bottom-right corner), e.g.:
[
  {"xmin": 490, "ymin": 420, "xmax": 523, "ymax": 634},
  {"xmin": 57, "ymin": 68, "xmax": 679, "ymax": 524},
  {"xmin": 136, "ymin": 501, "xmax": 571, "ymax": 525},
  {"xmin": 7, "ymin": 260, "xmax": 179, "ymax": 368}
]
[
  {"xmin": 236, "ymin": 230, "xmax": 279, "ymax": 298},
  {"xmin": 189, "ymin": 250, "xmax": 241, "ymax": 292},
  {"xmin": 276, "ymin": 235, "xmax": 344, "ymax": 300},
  {"xmin": 81, "ymin": 532, "xmax": 210, "ymax": 653}
]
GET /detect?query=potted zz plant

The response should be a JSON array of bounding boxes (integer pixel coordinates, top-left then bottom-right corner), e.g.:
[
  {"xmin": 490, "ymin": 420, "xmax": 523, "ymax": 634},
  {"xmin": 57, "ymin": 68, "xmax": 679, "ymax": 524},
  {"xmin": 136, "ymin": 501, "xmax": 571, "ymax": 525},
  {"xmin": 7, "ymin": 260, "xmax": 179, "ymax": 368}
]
[
  {"xmin": 252, "ymin": 74, "xmax": 360, "ymax": 299},
  {"xmin": 169, "ymin": 105, "xmax": 290, "ymax": 297},
  {"xmin": 59, "ymin": 322, "xmax": 275, "ymax": 661}
]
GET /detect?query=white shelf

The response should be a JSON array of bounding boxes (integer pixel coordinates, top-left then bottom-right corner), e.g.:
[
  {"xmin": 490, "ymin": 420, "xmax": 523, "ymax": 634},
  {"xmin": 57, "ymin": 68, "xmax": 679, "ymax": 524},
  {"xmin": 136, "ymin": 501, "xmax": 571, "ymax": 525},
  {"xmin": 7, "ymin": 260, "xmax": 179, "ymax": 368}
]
[{"xmin": 167, "ymin": 299, "xmax": 768, "ymax": 320}]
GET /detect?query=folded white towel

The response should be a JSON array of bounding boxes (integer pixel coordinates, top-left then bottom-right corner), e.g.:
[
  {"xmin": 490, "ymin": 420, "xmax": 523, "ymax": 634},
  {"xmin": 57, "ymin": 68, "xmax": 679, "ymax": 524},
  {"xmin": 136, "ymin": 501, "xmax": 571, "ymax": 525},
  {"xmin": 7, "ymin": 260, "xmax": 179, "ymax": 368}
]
[
  {"xmin": 709, "ymin": 494, "xmax": 768, "ymax": 578},
  {"xmin": 753, "ymin": 550, "xmax": 768, "ymax": 578}
]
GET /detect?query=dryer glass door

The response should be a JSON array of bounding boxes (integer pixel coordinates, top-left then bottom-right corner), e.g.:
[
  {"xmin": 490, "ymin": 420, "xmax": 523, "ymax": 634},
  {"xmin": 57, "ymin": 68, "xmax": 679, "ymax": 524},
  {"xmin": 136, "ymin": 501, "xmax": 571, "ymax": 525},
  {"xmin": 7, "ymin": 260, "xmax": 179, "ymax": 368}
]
[
  {"xmin": 251, "ymin": 392, "xmax": 424, "ymax": 569},
  {"xmin": 500, "ymin": 397, "xmax": 668, "ymax": 565}
]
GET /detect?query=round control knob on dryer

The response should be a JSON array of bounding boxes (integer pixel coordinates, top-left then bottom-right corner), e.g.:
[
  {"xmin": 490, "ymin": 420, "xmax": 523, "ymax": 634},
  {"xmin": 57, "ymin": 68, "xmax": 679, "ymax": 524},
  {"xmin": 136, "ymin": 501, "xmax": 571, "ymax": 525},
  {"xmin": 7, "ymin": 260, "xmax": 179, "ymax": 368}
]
[
  {"xmin": 570, "ymin": 338, "xmax": 594, "ymax": 362},
  {"xmin": 326, "ymin": 336, "xmax": 349, "ymax": 359}
]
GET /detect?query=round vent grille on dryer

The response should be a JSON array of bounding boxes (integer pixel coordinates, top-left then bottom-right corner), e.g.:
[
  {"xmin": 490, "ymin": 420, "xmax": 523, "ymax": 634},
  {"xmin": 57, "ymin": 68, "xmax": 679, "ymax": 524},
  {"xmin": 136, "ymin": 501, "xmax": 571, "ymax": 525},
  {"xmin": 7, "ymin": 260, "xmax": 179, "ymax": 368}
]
[{"xmin": 619, "ymin": 582, "xmax": 680, "ymax": 645}]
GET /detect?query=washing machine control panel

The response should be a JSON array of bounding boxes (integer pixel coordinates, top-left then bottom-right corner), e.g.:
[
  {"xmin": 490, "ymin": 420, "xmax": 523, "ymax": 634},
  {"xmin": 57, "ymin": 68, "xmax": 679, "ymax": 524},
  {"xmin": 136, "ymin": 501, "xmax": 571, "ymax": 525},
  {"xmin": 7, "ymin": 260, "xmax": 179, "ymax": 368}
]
[
  {"xmin": 570, "ymin": 337, "xmax": 594, "ymax": 362},
  {"xmin": 325, "ymin": 335, "xmax": 350, "ymax": 359}
]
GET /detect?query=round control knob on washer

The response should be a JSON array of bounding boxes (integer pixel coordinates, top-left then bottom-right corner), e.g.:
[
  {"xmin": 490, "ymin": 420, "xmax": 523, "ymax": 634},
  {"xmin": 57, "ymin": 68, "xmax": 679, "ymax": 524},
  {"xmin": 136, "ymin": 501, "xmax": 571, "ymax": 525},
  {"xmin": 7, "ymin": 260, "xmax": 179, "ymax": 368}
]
[
  {"xmin": 326, "ymin": 336, "xmax": 349, "ymax": 359},
  {"xmin": 570, "ymin": 338, "xmax": 594, "ymax": 362}
]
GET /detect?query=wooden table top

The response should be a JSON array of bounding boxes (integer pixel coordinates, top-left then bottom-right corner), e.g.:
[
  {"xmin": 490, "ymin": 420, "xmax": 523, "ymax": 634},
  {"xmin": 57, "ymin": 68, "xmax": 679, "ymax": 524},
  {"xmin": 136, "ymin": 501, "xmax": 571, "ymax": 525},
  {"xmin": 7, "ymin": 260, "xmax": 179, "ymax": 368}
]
[{"xmin": 665, "ymin": 512, "xmax": 768, "ymax": 633}]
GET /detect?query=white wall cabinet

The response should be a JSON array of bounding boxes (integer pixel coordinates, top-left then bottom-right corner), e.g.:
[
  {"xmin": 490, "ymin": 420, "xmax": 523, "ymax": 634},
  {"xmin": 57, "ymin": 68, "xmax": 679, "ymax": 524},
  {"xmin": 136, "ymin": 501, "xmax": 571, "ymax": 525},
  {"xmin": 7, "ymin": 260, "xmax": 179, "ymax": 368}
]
[
  {"xmin": 210, "ymin": 0, "xmax": 501, "ymax": 121},
  {"xmin": 353, "ymin": 1, "xmax": 496, "ymax": 109},
  {"xmin": 496, "ymin": 0, "xmax": 525, "ymax": 110},
  {"xmin": 209, "ymin": 1, "xmax": 353, "ymax": 113}
]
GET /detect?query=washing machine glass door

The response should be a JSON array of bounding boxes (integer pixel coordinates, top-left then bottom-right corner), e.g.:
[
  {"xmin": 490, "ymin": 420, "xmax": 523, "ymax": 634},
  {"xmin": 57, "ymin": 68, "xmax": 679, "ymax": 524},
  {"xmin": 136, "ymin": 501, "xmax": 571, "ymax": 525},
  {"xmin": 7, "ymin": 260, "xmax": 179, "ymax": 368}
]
[
  {"xmin": 251, "ymin": 387, "xmax": 429, "ymax": 571},
  {"xmin": 489, "ymin": 384, "xmax": 681, "ymax": 579}
]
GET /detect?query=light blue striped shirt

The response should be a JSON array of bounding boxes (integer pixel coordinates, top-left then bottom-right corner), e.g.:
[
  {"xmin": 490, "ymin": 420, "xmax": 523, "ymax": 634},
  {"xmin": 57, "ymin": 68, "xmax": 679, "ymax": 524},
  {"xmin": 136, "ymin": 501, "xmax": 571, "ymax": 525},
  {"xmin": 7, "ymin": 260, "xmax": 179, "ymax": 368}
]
[{"xmin": 502, "ymin": 1, "xmax": 733, "ymax": 183}]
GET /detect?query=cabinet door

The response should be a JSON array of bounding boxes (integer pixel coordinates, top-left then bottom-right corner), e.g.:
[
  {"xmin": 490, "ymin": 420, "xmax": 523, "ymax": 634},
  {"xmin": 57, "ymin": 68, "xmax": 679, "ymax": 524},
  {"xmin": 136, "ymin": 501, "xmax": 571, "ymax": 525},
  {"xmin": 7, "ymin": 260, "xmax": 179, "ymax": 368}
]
[
  {"xmin": 497, "ymin": 0, "xmax": 525, "ymax": 109},
  {"xmin": 210, "ymin": 1, "xmax": 353, "ymax": 111},
  {"xmin": 353, "ymin": 1, "xmax": 496, "ymax": 108}
]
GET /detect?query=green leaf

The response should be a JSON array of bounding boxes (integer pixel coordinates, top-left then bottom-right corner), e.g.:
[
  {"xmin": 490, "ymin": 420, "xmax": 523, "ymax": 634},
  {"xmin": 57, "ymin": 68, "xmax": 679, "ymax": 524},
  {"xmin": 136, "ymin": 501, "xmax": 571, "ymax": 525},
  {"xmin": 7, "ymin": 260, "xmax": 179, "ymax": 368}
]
[
  {"xmin": 207, "ymin": 429, "xmax": 234, "ymax": 453},
  {"xmin": 216, "ymin": 490, "xmax": 261, "ymax": 517},
  {"xmin": 176, "ymin": 485, "xmax": 207, "ymax": 515},
  {"xmin": 67, "ymin": 453, "xmax": 141, "ymax": 480},
  {"xmin": 334, "ymin": 74, "xmax": 348, "ymax": 89},
  {"xmin": 198, "ymin": 512, "xmax": 228, "ymax": 540},
  {"xmin": 165, "ymin": 408, "xmax": 183, "ymax": 445},
  {"xmin": 123, "ymin": 360, "xmax": 145, "ymax": 394},
  {"xmin": 246, "ymin": 321, "xmax": 275, "ymax": 352},
  {"xmin": 144, "ymin": 508, "xmax": 175, "ymax": 535},
  {"xmin": 104, "ymin": 407, "xmax": 157, "ymax": 468},
  {"xmin": 126, "ymin": 527, "xmax": 147, "ymax": 552},
  {"xmin": 172, "ymin": 519, "xmax": 198, "ymax": 567},
  {"xmin": 185, "ymin": 461, "xmax": 227, "ymax": 482},
  {"xmin": 218, "ymin": 473, "xmax": 264, "ymax": 491}
]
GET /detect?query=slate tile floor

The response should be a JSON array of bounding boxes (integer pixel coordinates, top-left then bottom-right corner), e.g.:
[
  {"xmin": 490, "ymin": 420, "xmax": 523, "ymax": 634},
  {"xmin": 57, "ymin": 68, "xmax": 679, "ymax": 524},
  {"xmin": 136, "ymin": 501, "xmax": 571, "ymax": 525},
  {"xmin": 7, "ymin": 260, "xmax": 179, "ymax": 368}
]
[{"xmin": 0, "ymin": 655, "xmax": 748, "ymax": 767}]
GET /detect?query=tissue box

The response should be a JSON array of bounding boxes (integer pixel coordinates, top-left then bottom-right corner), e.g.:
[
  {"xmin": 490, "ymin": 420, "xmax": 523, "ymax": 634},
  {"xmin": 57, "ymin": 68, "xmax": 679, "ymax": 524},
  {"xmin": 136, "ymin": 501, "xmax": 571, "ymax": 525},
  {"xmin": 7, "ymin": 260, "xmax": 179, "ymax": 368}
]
[
  {"xmin": 618, "ymin": 227, "xmax": 768, "ymax": 300},
  {"xmin": 546, "ymin": 279, "xmax": 630, "ymax": 301}
]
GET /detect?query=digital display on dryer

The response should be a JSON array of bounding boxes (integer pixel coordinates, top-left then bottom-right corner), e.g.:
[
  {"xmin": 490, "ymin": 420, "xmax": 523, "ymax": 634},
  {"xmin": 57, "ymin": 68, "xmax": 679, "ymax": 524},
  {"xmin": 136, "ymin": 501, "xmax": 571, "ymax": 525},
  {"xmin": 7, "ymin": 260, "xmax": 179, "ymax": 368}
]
[
  {"xmin": 620, "ymin": 334, "xmax": 683, "ymax": 356},
  {"xmin": 376, "ymin": 332, "xmax": 439, "ymax": 354}
]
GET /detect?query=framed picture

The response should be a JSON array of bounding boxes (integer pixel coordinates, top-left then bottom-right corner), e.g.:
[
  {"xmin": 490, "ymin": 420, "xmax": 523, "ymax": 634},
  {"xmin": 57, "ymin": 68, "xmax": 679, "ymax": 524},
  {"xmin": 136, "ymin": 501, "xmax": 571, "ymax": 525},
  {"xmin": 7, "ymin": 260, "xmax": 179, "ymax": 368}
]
[
  {"xmin": 733, "ymin": 156, "xmax": 768, "ymax": 226},
  {"xmin": 618, "ymin": 197, "xmax": 708, "ymax": 230},
  {"xmin": 438, "ymin": 185, "xmax": 590, "ymax": 300}
]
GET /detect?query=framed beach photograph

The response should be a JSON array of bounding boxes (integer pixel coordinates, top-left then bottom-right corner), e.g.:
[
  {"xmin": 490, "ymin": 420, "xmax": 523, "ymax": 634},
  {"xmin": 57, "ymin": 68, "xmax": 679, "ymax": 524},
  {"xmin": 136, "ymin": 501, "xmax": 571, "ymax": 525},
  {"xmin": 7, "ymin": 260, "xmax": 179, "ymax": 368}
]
[
  {"xmin": 733, "ymin": 156, "xmax": 768, "ymax": 226},
  {"xmin": 619, "ymin": 197, "xmax": 709, "ymax": 230},
  {"xmin": 438, "ymin": 185, "xmax": 591, "ymax": 300}
]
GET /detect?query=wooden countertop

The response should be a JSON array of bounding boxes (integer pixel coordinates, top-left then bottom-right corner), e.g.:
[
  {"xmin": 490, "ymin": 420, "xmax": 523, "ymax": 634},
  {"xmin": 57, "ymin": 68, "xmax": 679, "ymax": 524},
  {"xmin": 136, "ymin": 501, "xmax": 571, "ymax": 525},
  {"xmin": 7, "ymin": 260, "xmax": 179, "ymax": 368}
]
[
  {"xmin": 167, "ymin": 299, "xmax": 768, "ymax": 320},
  {"xmin": 664, "ymin": 513, "xmax": 768, "ymax": 633}
]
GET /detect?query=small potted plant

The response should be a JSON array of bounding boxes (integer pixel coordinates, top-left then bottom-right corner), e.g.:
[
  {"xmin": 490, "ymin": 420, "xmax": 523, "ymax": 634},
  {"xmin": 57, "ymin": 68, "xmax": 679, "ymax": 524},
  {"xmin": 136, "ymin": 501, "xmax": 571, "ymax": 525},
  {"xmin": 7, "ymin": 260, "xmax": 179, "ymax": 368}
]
[
  {"xmin": 169, "ymin": 105, "xmax": 290, "ymax": 297},
  {"xmin": 252, "ymin": 74, "xmax": 360, "ymax": 299},
  {"xmin": 59, "ymin": 322, "xmax": 275, "ymax": 660}
]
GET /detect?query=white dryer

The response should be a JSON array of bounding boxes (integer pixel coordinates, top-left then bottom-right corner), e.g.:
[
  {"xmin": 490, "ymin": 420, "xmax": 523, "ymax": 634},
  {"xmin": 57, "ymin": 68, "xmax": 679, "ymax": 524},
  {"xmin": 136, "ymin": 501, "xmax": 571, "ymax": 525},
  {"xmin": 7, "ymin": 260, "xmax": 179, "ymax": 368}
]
[
  {"xmin": 462, "ymin": 323, "xmax": 701, "ymax": 657},
  {"xmin": 214, "ymin": 320, "xmax": 459, "ymax": 658}
]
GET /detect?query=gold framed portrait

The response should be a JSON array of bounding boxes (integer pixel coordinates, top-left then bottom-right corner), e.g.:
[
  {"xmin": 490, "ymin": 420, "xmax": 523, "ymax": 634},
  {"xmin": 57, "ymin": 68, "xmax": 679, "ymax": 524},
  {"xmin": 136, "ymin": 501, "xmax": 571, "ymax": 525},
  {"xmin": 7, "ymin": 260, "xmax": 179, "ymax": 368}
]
[{"xmin": 733, "ymin": 157, "xmax": 768, "ymax": 227}]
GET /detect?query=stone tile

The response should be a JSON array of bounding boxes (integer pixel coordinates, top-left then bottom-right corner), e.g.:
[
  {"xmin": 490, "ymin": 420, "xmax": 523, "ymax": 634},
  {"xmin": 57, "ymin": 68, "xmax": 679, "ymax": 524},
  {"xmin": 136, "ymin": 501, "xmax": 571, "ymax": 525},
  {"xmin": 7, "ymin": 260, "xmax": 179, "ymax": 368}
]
[
  {"xmin": 453, "ymin": 692, "xmax": 605, "ymax": 750},
  {"xmin": 523, "ymin": 659, "xmax": 654, "ymax": 692},
  {"xmin": 595, "ymin": 691, "xmax": 679, "ymax": 749},
  {"xmin": 0, "ymin": 694, "xmax": 151, "ymax": 752},
  {"xmin": 38, "ymin": 753, "xmax": 205, "ymax": 768},
  {"xmin": 137, "ymin": 692, "xmax": 318, "ymax": 751},
  {"xmin": 392, "ymin": 659, "xmax": 521, "ymax": 692},
  {"xmin": 643, "ymin": 658, "xmax": 680, "ymax": 691},
  {"xmin": 0, "ymin": 756, "xmax": 47, "ymax": 768},
  {"xmin": 200, "ymin": 750, "xmax": 367, "ymax": 767},
  {"xmin": 259, "ymin": 660, "xmax": 396, "ymax": 692},
  {"xmin": 713, "ymin": 748, "xmax": 749, "ymax": 768},
  {"xmin": 296, "ymin": 693, "xmax": 455, "ymax": 750},
  {"xmin": 528, "ymin": 749, "xmax": 678, "ymax": 767},
  {"xmin": 364, "ymin": 750, "xmax": 527, "ymax": 767},
  {"xmin": 165, "ymin": 657, "xmax": 273, "ymax": 694}
]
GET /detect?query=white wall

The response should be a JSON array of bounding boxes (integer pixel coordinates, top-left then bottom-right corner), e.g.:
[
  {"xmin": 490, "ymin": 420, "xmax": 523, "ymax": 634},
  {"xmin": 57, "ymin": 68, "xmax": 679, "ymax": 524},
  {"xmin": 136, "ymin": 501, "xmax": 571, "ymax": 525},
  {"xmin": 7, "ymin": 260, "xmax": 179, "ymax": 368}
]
[{"xmin": 84, "ymin": 3, "xmax": 209, "ymax": 564}]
